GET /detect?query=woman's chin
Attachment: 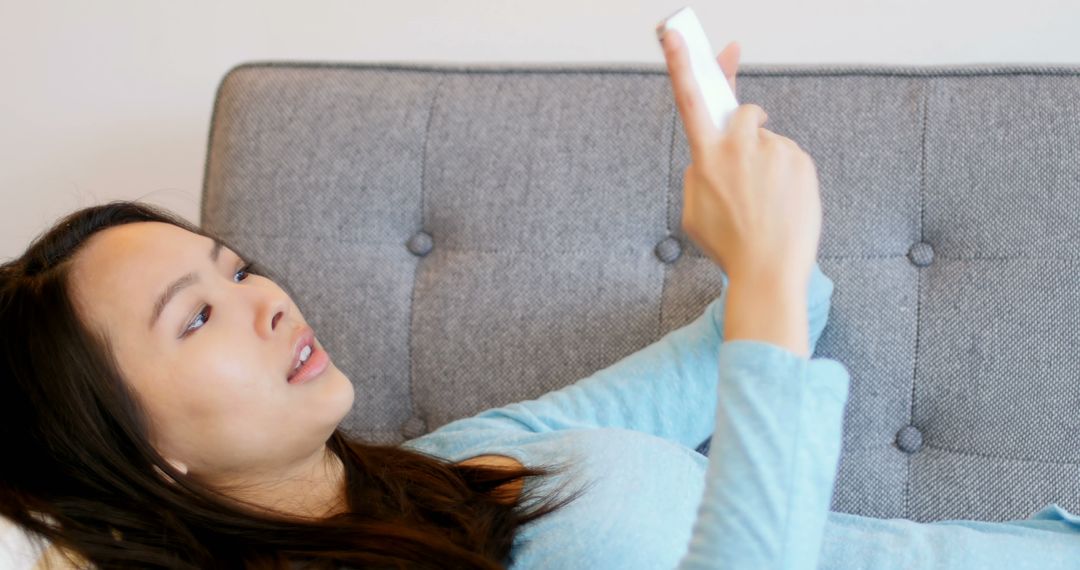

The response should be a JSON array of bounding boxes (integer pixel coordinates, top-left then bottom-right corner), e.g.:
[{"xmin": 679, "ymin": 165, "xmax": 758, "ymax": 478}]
[
  {"xmin": 325, "ymin": 367, "xmax": 356, "ymax": 419},
  {"xmin": 303, "ymin": 369, "xmax": 356, "ymax": 442}
]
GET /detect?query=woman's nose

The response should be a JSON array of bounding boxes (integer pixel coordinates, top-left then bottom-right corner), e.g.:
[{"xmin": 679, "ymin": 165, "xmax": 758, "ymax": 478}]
[{"xmin": 259, "ymin": 293, "xmax": 290, "ymax": 337}]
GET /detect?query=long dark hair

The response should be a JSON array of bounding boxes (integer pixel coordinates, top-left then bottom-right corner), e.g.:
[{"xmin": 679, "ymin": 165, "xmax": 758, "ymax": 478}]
[{"xmin": 0, "ymin": 200, "xmax": 585, "ymax": 569}]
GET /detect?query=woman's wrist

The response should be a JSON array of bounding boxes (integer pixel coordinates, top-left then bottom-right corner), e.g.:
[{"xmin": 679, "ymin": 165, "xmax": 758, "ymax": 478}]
[{"xmin": 723, "ymin": 276, "xmax": 810, "ymax": 358}]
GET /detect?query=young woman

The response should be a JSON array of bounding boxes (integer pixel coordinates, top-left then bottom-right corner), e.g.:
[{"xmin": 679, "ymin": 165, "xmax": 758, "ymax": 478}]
[{"xmin": 3, "ymin": 31, "xmax": 1079, "ymax": 570}]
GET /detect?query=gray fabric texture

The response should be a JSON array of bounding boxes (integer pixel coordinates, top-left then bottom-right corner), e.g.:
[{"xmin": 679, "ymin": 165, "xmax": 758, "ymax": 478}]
[{"xmin": 200, "ymin": 61, "xmax": 1080, "ymax": 524}]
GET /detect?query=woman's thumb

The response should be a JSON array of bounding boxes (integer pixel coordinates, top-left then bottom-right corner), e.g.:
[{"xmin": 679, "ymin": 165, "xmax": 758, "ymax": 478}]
[{"xmin": 725, "ymin": 104, "xmax": 769, "ymax": 140}]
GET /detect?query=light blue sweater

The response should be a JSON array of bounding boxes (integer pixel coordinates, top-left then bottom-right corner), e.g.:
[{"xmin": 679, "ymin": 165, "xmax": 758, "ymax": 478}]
[{"xmin": 402, "ymin": 262, "xmax": 1080, "ymax": 569}]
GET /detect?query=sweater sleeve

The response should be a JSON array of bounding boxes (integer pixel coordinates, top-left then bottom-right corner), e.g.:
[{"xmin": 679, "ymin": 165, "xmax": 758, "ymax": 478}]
[
  {"xmin": 411, "ymin": 262, "xmax": 836, "ymax": 452},
  {"xmin": 675, "ymin": 339, "xmax": 851, "ymax": 570},
  {"xmin": 815, "ymin": 505, "xmax": 1080, "ymax": 569}
]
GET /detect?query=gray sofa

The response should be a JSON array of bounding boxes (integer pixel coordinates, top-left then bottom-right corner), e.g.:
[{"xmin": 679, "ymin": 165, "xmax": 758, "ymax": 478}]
[{"xmin": 200, "ymin": 60, "xmax": 1080, "ymax": 525}]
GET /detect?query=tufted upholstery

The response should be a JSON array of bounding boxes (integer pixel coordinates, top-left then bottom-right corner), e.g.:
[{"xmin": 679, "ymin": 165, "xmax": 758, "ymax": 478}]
[{"xmin": 200, "ymin": 61, "xmax": 1080, "ymax": 524}]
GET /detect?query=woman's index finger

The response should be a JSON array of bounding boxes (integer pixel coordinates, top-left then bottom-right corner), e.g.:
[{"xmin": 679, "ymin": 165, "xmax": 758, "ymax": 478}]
[{"xmin": 661, "ymin": 29, "xmax": 717, "ymax": 157}]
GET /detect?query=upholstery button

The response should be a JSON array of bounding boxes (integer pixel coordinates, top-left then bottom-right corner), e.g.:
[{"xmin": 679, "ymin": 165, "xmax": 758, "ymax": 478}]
[
  {"xmin": 407, "ymin": 231, "xmax": 433, "ymax": 257},
  {"xmin": 401, "ymin": 415, "xmax": 428, "ymax": 440},
  {"xmin": 907, "ymin": 241, "xmax": 934, "ymax": 267},
  {"xmin": 654, "ymin": 236, "xmax": 682, "ymax": 264},
  {"xmin": 895, "ymin": 425, "xmax": 923, "ymax": 453}
]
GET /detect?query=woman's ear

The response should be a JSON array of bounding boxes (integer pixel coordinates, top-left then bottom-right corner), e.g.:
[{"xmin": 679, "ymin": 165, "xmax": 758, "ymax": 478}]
[
  {"xmin": 166, "ymin": 458, "xmax": 188, "ymax": 474},
  {"xmin": 153, "ymin": 457, "xmax": 188, "ymax": 485}
]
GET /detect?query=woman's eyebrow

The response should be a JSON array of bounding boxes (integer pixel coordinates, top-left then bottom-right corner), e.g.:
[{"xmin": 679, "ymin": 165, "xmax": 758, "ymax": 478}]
[{"xmin": 148, "ymin": 239, "xmax": 224, "ymax": 331}]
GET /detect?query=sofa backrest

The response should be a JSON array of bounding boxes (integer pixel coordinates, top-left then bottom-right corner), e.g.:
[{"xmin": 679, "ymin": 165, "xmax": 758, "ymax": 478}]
[{"xmin": 201, "ymin": 61, "xmax": 1080, "ymax": 523}]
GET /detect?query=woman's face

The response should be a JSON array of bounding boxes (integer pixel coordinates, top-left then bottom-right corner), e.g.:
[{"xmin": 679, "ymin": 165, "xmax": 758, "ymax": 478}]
[{"xmin": 66, "ymin": 221, "xmax": 355, "ymax": 482}]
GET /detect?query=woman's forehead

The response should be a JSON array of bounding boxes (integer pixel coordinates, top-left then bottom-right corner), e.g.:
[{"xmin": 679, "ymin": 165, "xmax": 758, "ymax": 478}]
[
  {"xmin": 68, "ymin": 222, "xmax": 213, "ymax": 332},
  {"xmin": 80, "ymin": 222, "xmax": 206, "ymax": 261},
  {"xmin": 75, "ymin": 223, "xmax": 210, "ymax": 281}
]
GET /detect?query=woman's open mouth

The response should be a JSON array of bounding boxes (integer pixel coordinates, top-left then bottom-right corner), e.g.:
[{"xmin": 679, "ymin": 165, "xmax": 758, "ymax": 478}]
[{"xmin": 287, "ymin": 339, "xmax": 330, "ymax": 385}]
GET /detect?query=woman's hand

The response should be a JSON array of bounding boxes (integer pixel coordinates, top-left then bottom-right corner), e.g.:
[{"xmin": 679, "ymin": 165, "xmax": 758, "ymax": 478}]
[{"xmin": 660, "ymin": 31, "xmax": 821, "ymax": 289}]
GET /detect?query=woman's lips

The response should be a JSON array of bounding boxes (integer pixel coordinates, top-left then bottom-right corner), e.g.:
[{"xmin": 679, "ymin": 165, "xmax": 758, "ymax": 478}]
[
  {"xmin": 287, "ymin": 326, "xmax": 317, "ymax": 376},
  {"xmin": 287, "ymin": 340, "xmax": 330, "ymax": 385}
]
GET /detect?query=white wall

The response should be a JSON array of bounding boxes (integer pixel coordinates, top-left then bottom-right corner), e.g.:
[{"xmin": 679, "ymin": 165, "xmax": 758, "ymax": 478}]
[{"xmin": 2, "ymin": 0, "xmax": 1078, "ymax": 261}]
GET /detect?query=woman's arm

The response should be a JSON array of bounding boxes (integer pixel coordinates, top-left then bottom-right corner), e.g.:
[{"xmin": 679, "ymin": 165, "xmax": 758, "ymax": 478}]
[
  {"xmin": 404, "ymin": 261, "xmax": 836, "ymax": 455},
  {"xmin": 674, "ymin": 339, "xmax": 850, "ymax": 570},
  {"xmin": 674, "ymin": 267, "xmax": 850, "ymax": 570}
]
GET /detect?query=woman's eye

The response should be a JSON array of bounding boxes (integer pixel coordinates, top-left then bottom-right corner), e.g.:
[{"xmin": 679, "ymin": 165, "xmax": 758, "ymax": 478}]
[
  {"xmin": 180, "ymin": 263, "xmax": 255, "ymax": 338},
  {"xmin": 182, "ymin": 306, "xmax": 212, "ymax": 337},
  {"xmin": 234, "ymin": 262, "xmax": 253, "ymax": 283}
]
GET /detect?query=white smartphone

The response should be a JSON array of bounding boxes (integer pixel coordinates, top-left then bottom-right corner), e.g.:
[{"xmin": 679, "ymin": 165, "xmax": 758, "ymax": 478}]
[{"xmin": 656, "ymin": 6, "xmax": 740, "ymax": 132}]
